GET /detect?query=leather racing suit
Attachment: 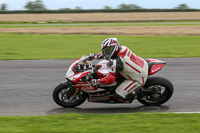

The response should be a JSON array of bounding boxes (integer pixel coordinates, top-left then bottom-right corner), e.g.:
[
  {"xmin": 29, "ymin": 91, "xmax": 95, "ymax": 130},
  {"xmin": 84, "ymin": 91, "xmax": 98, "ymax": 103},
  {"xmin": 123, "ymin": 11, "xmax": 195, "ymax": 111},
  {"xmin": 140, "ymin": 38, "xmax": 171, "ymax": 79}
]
[{"xmin": 94, "ymin": 46, "xmax": 149, "ymax": 99}]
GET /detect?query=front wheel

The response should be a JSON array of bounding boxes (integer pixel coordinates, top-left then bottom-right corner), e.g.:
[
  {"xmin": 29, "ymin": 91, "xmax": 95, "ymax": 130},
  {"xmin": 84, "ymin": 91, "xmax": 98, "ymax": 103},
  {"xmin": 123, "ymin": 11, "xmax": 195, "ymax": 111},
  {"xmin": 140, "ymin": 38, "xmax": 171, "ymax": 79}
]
[
  {"xmin": 53, "ymin": 81, "xmax": 87, "ymax": 108},
  {"xmin": 137, "ymin": 77, "xmax": 174, "ymax": 106}
]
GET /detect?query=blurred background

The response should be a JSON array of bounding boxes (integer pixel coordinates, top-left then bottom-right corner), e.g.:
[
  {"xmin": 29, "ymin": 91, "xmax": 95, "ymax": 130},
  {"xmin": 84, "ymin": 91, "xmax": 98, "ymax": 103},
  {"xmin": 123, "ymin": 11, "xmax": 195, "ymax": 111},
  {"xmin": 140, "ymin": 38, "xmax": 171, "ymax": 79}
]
[
  {"xmin": 0, "ymin": 0, "xmax": 200, "ymax": 11},
  {"xmin": 0, "ymin": 0, "xmax": 200, "ymax": 23},
  {"xmin": 0, "ymin": 0, "xmax": 200, "ymax": 59}
]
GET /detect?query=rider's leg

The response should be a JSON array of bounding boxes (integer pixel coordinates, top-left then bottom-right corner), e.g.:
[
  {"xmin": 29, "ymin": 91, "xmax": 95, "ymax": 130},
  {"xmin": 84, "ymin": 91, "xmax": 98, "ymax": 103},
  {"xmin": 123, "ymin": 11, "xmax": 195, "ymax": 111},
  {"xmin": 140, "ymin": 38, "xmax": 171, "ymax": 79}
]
[
  {"xmin": 115, "ymin": 76, "xmax": 147, "ymax": 100},
  {"xmin": 115, "ymin": 80, "xmax": 141, "ymax": 99}
]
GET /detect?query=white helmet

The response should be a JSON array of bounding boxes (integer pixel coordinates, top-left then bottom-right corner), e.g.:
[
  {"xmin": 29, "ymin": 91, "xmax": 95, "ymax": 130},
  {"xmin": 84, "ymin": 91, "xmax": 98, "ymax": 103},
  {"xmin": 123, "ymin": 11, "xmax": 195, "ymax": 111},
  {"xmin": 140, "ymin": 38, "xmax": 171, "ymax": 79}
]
[{"xmin": 101, "ymin": 38, "xmax": 120, "ymax": 59}]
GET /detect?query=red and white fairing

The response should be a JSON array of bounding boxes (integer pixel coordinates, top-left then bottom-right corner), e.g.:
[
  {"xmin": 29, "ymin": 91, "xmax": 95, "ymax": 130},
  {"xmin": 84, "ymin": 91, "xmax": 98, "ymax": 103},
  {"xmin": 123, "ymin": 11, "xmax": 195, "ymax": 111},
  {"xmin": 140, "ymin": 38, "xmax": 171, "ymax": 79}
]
[
  {"xmin": 65, "ymin": 56, "xmax": 111, "ymax": 82},
  {"xmin": 96, "ymin": 60, "xmax": 112, "ymax": 78},
  {"xmin": 65, "ymin": 56, "xmax": 113, "ymax": 93},
  {"xmin": 65, "ymin": 56, "xmax": 91, "ymax": 83},
  {"xmin": 146, "ymin": 59, "xmax": 166, "ymax": 75}
]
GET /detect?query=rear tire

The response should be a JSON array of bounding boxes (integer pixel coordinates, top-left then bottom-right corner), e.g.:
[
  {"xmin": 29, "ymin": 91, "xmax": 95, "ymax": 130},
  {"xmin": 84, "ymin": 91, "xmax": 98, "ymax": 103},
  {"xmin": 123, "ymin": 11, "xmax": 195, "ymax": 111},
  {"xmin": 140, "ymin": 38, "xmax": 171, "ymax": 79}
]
[
  {"xmin": 137, "ymin": 77, "xmax": 174, "ymax": 106},
  {"xmin": 53, "ymin": 82, "xmax": 87, "ymax": 108}
]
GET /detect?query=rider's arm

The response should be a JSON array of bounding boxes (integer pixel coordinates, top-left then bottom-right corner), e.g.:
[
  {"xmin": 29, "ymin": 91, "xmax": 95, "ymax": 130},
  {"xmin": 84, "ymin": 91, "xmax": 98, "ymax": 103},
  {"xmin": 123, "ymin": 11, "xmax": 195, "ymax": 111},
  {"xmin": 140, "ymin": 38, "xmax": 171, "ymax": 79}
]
[
  {"xmin": 94, "ymin": 52, "xmax": 104, "ymax": 59},
  {"xmin": 88, "ymin": 53, "xmax": 104, "ymax": 60},
  {"xmin": 100, "ymin": 56, "xmax": 123, "ymax": 85}
]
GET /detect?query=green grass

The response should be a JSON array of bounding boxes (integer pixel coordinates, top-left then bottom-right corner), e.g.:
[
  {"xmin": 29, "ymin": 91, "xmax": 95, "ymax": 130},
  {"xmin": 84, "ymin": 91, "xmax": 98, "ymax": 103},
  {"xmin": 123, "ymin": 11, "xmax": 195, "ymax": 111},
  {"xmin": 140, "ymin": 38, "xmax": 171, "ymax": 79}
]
[
  {"xmin": 0, "ymin": 113, "xmax": 199, "ymax": 133},
  {"xmin": 0, "ymin": 33, "xmax": 200, "ymax": 60},
  {"xmin": 0, "ymin": 21, "xmax": 200, "ymax": 28}
]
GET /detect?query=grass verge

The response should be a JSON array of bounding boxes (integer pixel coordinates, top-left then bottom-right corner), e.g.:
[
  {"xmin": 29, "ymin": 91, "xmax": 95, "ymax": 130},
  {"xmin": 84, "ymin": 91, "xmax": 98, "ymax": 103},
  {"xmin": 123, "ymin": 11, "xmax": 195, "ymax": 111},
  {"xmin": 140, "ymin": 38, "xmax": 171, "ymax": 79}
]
[
  {"xmin": 0, "ymin": 33, "xmax": 200, "ymax": 60},
  {"xmin": 0, "ymin": 21, "xmax": 200, "ymax": 28},
  {"xmin": 0, "ymin": 113, "xmax": 199, "ymax": 133}
]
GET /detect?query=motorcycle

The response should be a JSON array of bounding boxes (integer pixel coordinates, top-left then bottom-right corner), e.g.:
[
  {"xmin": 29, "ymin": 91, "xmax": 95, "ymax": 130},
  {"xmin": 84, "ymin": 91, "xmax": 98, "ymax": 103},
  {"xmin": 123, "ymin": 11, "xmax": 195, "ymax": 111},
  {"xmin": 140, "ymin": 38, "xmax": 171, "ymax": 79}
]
[{"xmin": 53, "ymin": 56, "xmax": 174, "ymax": 108}]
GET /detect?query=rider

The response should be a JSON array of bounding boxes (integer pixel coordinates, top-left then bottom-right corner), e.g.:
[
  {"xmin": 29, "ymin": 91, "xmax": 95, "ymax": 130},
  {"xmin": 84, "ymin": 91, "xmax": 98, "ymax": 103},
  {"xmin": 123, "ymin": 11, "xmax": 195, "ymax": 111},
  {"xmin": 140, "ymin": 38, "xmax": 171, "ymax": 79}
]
[{"xmin": 89, "ymin": 38, "xmax": 149, "ymax": 102}]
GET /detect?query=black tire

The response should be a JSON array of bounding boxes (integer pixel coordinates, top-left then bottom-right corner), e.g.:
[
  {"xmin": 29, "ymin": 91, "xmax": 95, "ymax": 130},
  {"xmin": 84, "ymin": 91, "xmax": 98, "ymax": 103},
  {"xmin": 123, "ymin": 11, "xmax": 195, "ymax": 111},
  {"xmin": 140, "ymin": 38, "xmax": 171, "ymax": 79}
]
[
  {"xmin": 137, "ymin": 77, "xmax": 174, "ymax": 106},
  {"xmin": 53, "ymin": 82, "xmax": 87, "ymax": 108}
]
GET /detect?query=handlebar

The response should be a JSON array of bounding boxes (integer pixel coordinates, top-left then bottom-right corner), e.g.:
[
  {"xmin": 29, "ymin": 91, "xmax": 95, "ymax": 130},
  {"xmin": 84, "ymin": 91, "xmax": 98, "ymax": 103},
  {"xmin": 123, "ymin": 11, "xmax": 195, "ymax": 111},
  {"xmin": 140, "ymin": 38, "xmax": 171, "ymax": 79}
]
[{"xmin": 82, "ymin": 56, "xmax": 92, "ymax": 63}]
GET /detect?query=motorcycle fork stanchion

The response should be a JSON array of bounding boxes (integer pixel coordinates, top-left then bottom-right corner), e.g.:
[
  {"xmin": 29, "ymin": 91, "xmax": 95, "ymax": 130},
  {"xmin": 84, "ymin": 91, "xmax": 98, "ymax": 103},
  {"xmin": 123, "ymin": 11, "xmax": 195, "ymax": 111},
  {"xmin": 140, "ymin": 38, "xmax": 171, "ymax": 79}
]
[
  {"xmin": 66, "ymin": 87, "xmax": 79, "ymax": 100},
  {"xmin": 70, "ymin": 88, "xmax": 80, "ymax": 100}
]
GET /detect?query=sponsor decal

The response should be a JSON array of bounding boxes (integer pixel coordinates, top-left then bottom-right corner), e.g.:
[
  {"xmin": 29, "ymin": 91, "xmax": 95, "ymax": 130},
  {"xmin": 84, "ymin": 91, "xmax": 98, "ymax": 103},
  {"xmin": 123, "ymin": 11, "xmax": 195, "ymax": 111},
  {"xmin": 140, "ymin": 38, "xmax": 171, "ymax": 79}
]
[
  {"xmin": 89, "ymin": 91, "xmax": 113, "ymax": 102},
  {"xmin": 89, "ymin": 91, "xmax": 111, "ymax": 97},
  {"xmin": 81, "ymin": 85, "xmax": 96, "ymax": 91},
  {"xmin": 152, "ymin": 67, "xmax": 161, "ymax": 73},
  {"xmin": 89, "ymin": 96, "xmax": 110, "ymax": 101}
]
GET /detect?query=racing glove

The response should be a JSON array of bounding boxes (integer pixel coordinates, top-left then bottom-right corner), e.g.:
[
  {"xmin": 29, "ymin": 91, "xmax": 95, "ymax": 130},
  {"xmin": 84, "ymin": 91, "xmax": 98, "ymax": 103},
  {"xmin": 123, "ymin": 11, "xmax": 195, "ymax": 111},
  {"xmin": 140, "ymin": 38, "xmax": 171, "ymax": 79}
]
[
  {"xmin": 88, "ymin": 53, "xmax": 98, "ymax": 60},
  {"xmin": 87, "ymin": 53, "xmax": 95, "ymax": 60},
  {"xmin": 91, "ymin": 79, "xmax": 101, "ymax": 87}
]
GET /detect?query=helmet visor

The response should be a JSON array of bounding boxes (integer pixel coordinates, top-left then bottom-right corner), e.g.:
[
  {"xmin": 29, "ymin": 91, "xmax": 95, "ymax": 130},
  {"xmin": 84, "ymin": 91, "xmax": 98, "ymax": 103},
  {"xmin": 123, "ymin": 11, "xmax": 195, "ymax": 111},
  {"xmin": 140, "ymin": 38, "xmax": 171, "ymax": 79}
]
[{"xmin": 102, "ymin": 46, "xmax": 114, "ymax": 59}]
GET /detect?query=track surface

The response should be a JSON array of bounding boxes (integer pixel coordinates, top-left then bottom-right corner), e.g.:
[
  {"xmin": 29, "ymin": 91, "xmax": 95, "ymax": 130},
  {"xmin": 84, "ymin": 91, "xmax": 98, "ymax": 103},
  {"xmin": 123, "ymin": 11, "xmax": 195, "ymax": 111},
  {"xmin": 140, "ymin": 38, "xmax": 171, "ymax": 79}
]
[{"xmin": 0, "ymin": 58, "xmax": 200, "ymax": 116}]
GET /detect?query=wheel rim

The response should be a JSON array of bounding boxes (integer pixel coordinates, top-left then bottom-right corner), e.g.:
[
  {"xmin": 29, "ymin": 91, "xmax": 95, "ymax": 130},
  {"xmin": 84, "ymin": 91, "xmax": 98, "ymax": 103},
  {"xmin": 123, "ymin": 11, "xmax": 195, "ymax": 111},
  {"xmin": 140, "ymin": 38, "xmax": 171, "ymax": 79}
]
[
  {"xmin": 143, "ymin": 85, "xmax": 169, "ymax": 104},
  {"xmin": 58, "ymin": 87, "xmax": 83, "ymax": 105}
]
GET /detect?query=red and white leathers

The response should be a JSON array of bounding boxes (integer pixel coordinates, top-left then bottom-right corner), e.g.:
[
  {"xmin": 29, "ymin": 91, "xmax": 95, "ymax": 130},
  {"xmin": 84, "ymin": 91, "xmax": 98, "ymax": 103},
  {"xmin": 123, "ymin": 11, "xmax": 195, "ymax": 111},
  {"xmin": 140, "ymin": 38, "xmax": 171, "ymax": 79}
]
[{"xmin": 94, "ymin": 46, "xmax": 149, "ymax": 98}]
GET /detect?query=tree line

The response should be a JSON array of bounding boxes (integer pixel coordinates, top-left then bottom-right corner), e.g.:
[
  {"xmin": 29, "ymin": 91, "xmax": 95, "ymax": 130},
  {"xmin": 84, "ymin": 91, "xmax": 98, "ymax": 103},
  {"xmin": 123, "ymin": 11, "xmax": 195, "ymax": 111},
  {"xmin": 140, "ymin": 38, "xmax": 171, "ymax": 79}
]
[{"xmin": 0, "ymin": 0, "xmax": 192, "ymax": 11}]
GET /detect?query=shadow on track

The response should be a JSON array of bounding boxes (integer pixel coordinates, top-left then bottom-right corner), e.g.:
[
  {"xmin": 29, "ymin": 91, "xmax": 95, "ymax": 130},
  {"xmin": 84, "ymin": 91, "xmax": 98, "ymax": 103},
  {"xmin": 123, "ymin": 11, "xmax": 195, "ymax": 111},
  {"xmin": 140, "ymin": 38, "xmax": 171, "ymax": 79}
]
[{"xmin": 46, "ymin": 106, "xmax": 169, "ymax": 115}]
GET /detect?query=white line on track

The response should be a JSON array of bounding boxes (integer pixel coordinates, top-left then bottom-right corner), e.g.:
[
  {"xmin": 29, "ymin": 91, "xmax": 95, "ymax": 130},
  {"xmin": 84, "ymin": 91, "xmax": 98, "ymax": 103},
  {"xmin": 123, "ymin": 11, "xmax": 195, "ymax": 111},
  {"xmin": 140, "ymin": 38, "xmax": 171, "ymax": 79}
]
[{"xmin": 174, "ymin": 112, "xmax": 200, "ymax": 113}]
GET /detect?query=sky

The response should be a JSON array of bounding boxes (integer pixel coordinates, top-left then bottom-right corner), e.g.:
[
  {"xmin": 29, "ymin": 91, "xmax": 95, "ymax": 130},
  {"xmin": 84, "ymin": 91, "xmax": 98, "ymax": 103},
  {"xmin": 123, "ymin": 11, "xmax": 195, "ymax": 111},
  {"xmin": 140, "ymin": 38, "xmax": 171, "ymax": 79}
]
[{"xmin": 0, "ymin": 0, "xmax": 200, "ymax": 10}]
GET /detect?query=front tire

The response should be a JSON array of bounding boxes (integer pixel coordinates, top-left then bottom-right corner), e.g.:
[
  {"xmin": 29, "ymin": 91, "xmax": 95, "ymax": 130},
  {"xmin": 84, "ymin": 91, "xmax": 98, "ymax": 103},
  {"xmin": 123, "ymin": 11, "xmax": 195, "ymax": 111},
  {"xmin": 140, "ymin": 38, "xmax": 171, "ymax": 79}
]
[
  {"xmin": 53, "ymin": 82, "xmax": 87, "ymax": 108},
  {"xmin": 137, "ymin": 77, "xmax": 174, "ymax": 106}
]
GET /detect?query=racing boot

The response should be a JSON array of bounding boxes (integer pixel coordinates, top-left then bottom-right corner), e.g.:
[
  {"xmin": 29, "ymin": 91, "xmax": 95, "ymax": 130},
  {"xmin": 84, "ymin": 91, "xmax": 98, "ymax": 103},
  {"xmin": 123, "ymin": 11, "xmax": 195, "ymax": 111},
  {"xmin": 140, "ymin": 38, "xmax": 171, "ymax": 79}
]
[
  {"xmin": 125, "ymin": 88, "xmax": 141, "ymax": 102},
  {"xmin": 114, "ymin": 93, "xmax": 126, "ymax": 103}
]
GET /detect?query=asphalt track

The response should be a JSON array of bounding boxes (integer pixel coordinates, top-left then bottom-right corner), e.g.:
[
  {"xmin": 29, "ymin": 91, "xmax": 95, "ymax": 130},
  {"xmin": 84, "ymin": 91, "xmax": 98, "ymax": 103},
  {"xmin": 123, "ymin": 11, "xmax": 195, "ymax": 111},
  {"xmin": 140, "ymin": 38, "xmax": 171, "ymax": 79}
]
[{"xmin": 0, "ymin": 58, "xmax": 200, "ymax": 116}]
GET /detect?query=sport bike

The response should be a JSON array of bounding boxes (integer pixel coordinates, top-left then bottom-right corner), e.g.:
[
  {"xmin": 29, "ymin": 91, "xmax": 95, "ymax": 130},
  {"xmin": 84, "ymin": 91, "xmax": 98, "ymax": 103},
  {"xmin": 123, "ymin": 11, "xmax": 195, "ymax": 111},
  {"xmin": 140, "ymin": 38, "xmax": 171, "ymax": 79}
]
[{"xmin": 53, "ymin": 56, "xmax": 174, "ymax": 108}]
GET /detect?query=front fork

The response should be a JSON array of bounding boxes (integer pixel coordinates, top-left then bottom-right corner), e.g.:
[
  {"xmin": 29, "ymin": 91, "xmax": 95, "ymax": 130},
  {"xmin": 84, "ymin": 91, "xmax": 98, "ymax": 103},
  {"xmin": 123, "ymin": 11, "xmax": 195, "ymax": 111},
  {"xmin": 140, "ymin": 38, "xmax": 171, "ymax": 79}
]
[
  {"xmin": 62, "ymin": 80, "xmax": 80, "ymax": 100},
  {"xmin": 68, "ymin": 88, "xmax": 80, "ymax": 100}
]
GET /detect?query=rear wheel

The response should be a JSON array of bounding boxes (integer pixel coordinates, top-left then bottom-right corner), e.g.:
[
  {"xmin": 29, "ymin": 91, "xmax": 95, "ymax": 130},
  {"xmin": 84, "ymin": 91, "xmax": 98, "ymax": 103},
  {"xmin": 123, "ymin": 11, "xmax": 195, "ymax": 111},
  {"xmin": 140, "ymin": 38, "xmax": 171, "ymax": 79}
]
[
  {"xmin": 53, "ymin": 82, "xmax": 87, "ymax": 108},
  {"xmin": 137, "ymin": 77, "xmax": 174, "ymax": 106}
]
